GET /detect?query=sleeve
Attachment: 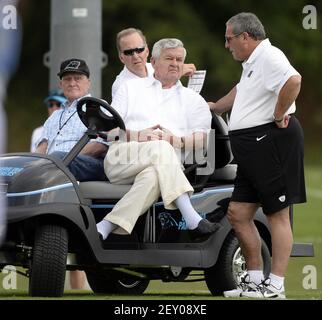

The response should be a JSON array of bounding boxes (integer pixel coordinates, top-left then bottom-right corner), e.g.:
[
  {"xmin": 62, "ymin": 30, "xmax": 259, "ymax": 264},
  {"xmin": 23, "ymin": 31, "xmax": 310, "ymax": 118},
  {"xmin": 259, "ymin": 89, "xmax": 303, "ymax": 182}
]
[
  {"xmin": 41, "ymin": 117, "xmax": 50, "ymax": 142},
  {"xmin": 111, "ymin": 77, "xmax": 121, "ymax": 100},
  {"xmin": 111, "ymin": 82, "xmax": 129, "ymax": 121},
  {"xmin": 263, "ymin": 49, "xmax": 300, "ymax": 95},
  {"xmin": 39, "ymin": 109, "xmax": 61, "ymax": 145},
  {"xmin": 185, "ymin": 90, "xmax": 212, "ymax": 134},
  {"xmin": 30, "ymin": 127, "xmax": 43, "ymax": 152}
]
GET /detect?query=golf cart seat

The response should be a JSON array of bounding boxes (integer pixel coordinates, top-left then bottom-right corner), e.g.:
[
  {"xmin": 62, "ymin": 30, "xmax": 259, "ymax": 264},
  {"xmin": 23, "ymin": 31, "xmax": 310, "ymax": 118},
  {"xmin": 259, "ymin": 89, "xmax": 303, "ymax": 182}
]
[{"xmin": 79, "ymin": 181, "xmax": 132, "ymax": 200}]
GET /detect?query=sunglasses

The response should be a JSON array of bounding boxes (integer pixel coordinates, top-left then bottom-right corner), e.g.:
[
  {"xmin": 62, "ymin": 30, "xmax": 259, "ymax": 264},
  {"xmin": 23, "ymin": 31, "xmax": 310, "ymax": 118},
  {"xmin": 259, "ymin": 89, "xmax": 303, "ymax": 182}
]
[{"xmin": 122, "ymin": 46, "xmax": 146, "ymax": 56}]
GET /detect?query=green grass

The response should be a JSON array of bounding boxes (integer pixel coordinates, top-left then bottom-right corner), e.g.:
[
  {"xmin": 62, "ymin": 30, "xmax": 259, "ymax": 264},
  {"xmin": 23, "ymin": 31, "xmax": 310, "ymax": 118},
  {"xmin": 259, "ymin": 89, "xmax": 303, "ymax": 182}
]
[
  {"xmin": 0, "ymin": 165, "xmax": 321, "ymax": 300},
  {"xmin": 284, "ymin": 165, "xmax": 322, "ymax": 299}
]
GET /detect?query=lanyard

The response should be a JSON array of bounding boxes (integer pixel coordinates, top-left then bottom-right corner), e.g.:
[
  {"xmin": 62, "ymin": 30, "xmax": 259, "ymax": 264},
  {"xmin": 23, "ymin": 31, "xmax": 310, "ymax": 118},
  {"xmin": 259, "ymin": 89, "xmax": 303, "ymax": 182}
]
[
  {"xmin": 46, "ymin": 108, "xmax": 77, "ymax": 154},
  {"xmin": 57, "ymin": 109, "xmax": 77, "ymax": 134}
]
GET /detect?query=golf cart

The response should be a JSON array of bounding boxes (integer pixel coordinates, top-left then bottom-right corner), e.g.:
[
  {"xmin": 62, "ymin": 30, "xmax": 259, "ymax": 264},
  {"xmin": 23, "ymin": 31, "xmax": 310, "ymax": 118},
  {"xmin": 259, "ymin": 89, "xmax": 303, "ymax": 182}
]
[{"xmin": 0, "ymin": 97, "xmax": 314, "ymax": 297}]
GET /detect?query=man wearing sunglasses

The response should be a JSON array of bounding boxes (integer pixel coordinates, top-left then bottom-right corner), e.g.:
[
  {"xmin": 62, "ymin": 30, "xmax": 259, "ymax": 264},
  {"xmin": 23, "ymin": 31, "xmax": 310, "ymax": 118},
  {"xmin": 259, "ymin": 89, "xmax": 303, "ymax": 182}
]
[
  {"xmin": 208, "ymin": 12, "xmax": 305, "ymax": 299},
  {"xmin": 112, "ymin": 28, "xmax": 196, "ymax": 98},
  {"xmin": 30, "ymin": 90, "xmax": 67, "ymax": 152}
]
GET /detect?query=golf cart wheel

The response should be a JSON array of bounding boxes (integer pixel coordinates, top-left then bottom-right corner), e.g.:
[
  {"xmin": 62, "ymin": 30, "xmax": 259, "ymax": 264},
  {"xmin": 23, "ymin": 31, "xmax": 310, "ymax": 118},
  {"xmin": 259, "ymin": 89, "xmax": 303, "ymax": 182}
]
[
  {"xmin": 204, "ymin": 231, "xmax": 271, "ymax": 296},
  {"xmin": 86, "ymin": 271, "xmax": 150, "ymax": 295},
  {"xmin": 29, "ymin": 224, "xmax": 68, "ymax": 297}
]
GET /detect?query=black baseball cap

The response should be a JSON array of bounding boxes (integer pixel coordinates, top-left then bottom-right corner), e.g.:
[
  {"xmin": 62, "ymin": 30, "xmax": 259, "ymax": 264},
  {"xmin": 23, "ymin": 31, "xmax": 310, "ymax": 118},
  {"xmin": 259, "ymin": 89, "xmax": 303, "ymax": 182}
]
[{"xmin": 57, "ymin": 58, "xmax": 90, "ymax": 79}]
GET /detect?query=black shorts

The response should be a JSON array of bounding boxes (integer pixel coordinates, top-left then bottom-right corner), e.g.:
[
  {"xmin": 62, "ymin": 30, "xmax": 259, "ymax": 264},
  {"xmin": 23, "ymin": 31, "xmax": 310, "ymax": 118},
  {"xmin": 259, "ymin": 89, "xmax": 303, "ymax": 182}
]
[{"xmin": 229, "ymin": 116, "xmax": 306, "ymax": 215}]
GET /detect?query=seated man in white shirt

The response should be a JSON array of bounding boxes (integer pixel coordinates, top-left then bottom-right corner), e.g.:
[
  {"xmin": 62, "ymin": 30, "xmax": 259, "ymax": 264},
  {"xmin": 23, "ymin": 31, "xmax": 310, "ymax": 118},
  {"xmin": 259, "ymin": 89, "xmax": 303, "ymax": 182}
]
[
  {"xmin": 111, "ymin": 28, "xmax": 196, "ymax": 98},
  {"xmin": 97, "ymin": 38, "xmax": 221, "ymax": 241}
]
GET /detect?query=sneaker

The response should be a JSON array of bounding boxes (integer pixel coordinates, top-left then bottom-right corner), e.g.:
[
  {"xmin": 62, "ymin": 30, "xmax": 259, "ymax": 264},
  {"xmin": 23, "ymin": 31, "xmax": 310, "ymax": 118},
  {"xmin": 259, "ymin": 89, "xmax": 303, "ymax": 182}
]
[
  {"xmin": 259, "ymin": 278, "xmax": 286, "ymax": 299},
  {"xmin": 223, "ymin": 274, "xmax": 260, "ymax": 298},
  {"xmin": 241, "ymin": 285, "xmax": 263, "ymax": 298}
]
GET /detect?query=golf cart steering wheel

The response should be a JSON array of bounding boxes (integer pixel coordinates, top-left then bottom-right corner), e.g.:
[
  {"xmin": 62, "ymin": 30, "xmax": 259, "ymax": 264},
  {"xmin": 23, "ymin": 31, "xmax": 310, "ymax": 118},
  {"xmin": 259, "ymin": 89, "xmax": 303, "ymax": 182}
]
[{"xmin": 76, "ymin": 96, "xmax": 126, "ymax": 132}]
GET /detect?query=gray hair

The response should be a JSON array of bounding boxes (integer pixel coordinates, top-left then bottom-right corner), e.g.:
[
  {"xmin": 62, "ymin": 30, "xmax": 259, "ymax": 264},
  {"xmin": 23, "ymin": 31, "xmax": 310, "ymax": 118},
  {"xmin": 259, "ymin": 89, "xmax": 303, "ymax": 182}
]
[
  {"xmin": 226, "ymin": 12, "xmax": 266, "ymax": 40},
  {"xmin": 151, "ymin": 38, "xmax": 187, "ymax": 60},
  {"xmin": 116, "ymin": 28, "xmax": 147, "ymax": 53}
]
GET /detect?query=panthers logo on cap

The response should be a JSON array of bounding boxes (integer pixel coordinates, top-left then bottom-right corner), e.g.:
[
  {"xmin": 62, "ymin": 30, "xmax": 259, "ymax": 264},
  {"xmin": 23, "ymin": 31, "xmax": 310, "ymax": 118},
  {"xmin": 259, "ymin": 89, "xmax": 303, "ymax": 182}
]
[
  {"xmin": 64, "ymin": 60, "xmax": 81, "ymax": 70},
  {"xmin": 58, "ymin": 58, "xmax": 89, "ymax": 78}
]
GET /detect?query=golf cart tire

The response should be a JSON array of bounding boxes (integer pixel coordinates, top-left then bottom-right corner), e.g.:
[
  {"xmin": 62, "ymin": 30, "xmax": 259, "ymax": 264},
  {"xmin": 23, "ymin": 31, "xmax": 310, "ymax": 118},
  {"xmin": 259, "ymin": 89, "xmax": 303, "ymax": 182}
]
[
  {"xmin": 204, "ymin": 232, "xmax": 271, "ymax": 296},
  {"xmin": 29, "ymin": 224, "xmax": 68, "ymax": 297},
  {"xmin": 86, "ymin": 271, "xmax": 150, "ymax": 295}
]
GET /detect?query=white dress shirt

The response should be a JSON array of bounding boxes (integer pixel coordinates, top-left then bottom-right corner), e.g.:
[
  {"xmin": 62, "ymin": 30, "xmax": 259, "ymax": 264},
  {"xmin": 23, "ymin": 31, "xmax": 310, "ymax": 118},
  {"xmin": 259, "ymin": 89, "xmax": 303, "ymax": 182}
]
[
  {"xmin": 229, "ymin": 39, "xmax": 300, "ymax": 131},
  {"xmin": 111, "ymin": 76, "xmax": 211, "ymax": 137}
]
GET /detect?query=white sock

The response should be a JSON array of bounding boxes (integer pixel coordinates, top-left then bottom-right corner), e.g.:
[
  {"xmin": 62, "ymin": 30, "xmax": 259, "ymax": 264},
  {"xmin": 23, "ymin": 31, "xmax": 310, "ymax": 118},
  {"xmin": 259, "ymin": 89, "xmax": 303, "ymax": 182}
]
[
  {"xmin": 96, "ymin": 219, "xmax": 117, "ymax": 240},
  {"xmin": 174, "ymin": 193, "xmax": 202, "ymax": 230},
  {"xmin": 248, "ymin": 270, "xmax": 264, "ymax": 285},
  {"xmin": 269, "ymin": 273, "xmax": 284, "ymax": 289}
]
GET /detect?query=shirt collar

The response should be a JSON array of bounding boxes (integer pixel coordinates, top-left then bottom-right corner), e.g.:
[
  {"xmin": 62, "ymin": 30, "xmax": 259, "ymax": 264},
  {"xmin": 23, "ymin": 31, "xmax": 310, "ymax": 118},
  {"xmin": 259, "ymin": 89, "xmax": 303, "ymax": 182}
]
[
  {"xmin": 123, "ymin": 65, "xmax": 135, "ymax": 77},
  {"xmin": 62, "ymin": 93, "xmax": 91, "ymax": 110},
  {"xmin": 242, "ymin": 38, "xmax": 271, "ymax": 68},
  {"xmin": 145, "ymin": 76, "xmax": 183, "ymax": 89},
  {"xmin": 124, "ymin": 63, "xmax": 153, "ymax": 78}
]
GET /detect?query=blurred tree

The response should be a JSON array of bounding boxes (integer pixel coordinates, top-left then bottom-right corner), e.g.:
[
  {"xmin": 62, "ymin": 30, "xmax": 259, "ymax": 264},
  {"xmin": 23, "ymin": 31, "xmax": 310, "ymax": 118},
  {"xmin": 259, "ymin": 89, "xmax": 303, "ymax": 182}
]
[{"xmin": 5, "ymin": 0, "xmax": 322, "ymax": 157}]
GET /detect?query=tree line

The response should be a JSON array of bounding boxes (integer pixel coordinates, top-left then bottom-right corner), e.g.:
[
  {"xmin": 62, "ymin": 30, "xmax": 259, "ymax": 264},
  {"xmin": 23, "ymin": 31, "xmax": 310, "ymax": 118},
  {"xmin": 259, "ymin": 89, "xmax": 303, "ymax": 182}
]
[{"xmin": 5, "ymin": 0, "xmax": 322, "ymax": 157}]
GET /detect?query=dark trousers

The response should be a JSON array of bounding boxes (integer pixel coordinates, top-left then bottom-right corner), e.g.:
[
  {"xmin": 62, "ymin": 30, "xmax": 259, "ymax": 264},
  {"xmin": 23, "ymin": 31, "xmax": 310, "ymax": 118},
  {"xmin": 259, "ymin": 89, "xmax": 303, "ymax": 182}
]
[{"xmin": 50, "ymin": 151, "xmax": 107, "ymax": 182}]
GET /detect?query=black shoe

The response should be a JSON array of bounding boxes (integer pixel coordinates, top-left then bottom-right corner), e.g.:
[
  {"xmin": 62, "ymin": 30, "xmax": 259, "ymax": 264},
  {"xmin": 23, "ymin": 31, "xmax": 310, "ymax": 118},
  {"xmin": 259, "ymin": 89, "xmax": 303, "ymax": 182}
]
[{"xmin": 189, "ymin": 219, "xmax": 222, "ymax": 240}]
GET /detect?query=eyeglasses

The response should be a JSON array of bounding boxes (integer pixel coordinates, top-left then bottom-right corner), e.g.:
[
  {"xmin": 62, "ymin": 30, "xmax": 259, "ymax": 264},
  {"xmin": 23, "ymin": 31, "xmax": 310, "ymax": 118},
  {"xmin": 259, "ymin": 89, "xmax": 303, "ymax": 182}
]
[
  {"xmin": 122, "ymin": 46, "xmax": 146, "ymax": 56},
  {"xmin": 225, "ymin": 32, "xmax": 243, "ymax": 43},
  {"xmin": 47, "ymin": 101, "xmax": 62, "ymax": 108}
]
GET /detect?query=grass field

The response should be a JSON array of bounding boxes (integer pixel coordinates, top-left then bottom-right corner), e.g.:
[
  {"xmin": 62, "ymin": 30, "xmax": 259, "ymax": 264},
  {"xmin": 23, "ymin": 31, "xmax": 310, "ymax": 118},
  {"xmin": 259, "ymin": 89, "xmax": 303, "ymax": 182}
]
[{"xmin": 0, "ymin": 165, "xmax": 321, "ymax": 300}]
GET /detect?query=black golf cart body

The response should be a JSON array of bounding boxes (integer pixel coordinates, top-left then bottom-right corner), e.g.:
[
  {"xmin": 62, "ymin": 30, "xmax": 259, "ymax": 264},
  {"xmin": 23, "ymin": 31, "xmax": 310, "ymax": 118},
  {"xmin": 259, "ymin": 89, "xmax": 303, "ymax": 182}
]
[{"xmin": 0, "ymin": 97, "xmax": 314, "ymax": 297}]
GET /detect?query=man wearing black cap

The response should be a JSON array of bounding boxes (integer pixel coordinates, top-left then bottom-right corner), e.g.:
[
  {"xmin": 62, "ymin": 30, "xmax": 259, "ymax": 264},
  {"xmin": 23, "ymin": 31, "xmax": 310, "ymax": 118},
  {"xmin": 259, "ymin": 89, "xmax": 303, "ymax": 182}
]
[
  {"xmin": 35, "ymin": 58, "xmax": 108, "ymax": 181},
  {"xmin": 35, "ymin": 58, "xmax": 108, "ymax": 290}
]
